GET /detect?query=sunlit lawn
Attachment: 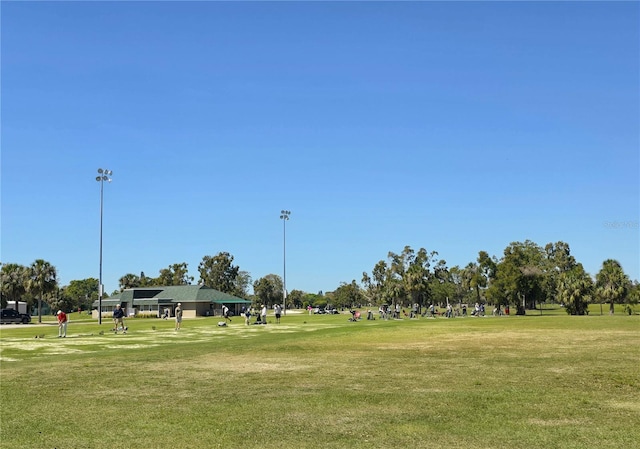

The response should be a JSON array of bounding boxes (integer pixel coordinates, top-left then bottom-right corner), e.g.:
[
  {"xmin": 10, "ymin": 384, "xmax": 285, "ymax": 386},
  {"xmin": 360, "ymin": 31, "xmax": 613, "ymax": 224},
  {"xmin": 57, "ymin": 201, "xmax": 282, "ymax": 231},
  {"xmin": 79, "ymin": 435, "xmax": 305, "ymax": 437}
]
[{"xmin": 1, "ymin": 310, "xmax": 638, "ymax": 449}]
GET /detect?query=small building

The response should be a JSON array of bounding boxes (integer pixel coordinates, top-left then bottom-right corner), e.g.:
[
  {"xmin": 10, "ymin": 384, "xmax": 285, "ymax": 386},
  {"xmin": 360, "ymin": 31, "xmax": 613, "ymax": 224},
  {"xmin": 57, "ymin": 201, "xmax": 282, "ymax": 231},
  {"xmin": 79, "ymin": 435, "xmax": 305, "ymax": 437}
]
[
  {"xmin": 5, "ymin": 301, "xmax": 28, "ymax": 315},
  {"xmin": 92, "ymin": 285, "xmax": 251, "ymax": 319}
]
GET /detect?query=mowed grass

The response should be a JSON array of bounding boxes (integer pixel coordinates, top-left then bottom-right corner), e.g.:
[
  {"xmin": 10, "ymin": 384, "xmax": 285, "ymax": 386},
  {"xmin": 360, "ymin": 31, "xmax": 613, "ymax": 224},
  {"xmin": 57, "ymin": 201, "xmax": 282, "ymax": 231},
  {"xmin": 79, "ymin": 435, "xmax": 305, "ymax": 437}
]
[{"xmin": 1, "ymin": 312, "xmax": 638, "ymax": 449}]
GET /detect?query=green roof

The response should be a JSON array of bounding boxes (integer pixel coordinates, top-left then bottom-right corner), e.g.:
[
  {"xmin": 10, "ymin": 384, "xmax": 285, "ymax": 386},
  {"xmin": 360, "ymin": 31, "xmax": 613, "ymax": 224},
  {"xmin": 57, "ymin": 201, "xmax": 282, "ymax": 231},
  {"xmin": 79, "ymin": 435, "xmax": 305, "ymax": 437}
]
[
  {"xmin": 93, "ymin": 285, "xmax": 250, "ymax": 307},
  {"xmin": 151, "ymin": 285, "xmax": 250, "ymax": 303},
  {"xmin": 134, "ymin": 298, "xmax": 175, "ymax": 306},
  {"xmin": 95, "ymin": 298, "xmax": 122, "ymax": 306}
]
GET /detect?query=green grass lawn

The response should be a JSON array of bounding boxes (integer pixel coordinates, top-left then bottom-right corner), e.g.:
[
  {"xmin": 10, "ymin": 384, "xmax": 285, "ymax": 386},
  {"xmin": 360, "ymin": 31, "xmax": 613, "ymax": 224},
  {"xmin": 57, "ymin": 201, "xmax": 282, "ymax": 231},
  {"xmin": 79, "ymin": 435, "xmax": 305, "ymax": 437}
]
[{"xmin": 1, "ymin": 311, "xmax": 638, "ymax": 449}]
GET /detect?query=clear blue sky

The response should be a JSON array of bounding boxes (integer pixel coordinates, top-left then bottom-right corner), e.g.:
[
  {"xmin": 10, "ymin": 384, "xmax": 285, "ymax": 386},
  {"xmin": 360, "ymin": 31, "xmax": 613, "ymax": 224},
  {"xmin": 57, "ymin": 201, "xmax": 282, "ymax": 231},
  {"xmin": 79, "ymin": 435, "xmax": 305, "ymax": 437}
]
[{"xmin": 2, "ymin": 2, "xmax": 638, "ymax": 295}]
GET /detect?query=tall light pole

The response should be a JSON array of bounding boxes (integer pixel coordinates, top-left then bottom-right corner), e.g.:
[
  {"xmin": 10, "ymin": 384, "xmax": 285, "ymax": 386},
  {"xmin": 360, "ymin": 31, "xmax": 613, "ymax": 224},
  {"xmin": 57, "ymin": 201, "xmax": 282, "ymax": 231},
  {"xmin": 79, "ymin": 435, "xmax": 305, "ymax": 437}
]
[
  {"xmin": 96, "ymin": 168, "xmax": 113, "ymax": 325},
  {"xmin": 280, "ymin": 210, "xmax": 291, "ymax": 314}
]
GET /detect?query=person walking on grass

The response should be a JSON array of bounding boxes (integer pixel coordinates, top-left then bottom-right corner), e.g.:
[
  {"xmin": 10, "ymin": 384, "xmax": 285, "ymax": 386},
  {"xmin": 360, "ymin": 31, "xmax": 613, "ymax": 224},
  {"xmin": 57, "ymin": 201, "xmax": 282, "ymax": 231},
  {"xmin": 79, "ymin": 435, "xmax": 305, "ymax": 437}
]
[
  {"xmin": 175, "ymin": 303, "xmax": 183, "ymax": 330},
  {"xmin": 222, "ymin": 304, "xmax": 231, "ymax": 322},
  {"xmin": 56, "ymin": 310, "xmax": 68, "ymax": 338},
  {"xmin": 113, "ymin": 304, "xmax": 126, "ymax": 334}
]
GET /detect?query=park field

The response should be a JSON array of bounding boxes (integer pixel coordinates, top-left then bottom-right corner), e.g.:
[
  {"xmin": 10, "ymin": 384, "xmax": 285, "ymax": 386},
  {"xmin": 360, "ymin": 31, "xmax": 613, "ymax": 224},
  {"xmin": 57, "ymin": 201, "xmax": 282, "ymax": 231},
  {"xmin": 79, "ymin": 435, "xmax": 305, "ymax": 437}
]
[{"xmin": 1, "ymin": 311, "xmax": 638, "ymax": 449}]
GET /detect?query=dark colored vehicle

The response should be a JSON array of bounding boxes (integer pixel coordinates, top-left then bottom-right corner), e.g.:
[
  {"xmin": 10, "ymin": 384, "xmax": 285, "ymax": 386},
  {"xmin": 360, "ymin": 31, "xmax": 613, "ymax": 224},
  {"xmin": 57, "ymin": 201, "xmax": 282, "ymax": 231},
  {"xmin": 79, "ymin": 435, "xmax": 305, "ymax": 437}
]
[{"xmin": 0, "ymin": 308, "xmax": 31, "ymax": 324}]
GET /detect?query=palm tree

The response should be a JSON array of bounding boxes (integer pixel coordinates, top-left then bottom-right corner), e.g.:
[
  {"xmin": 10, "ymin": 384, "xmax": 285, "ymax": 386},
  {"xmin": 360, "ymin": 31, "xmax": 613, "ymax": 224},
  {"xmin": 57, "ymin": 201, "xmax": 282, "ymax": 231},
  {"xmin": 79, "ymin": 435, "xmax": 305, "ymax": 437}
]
[
  {"xmin": 557, "ymin": 265, "xmax": 593, "ymax": 315},
  {"xmin": 595, "ymin": 259, "xmax": 629, "ymax": 315},
  {"xmin": 119, "ymin": 273, "xmax": 141, "ymax": 291},
  {"xmin": 28, "ymin": 259, "xmax": 58, "ymax": 323},
  {"xmin": 404, "ymin": 264, "xmax": 428, "ymax": 308},
  {"xmin": 1, "ymin": 263, "xmax": 29, "ymax": 310},
  {"xmin": 463, "ymin": 262, "xmax": 485, "ymax": 306}
]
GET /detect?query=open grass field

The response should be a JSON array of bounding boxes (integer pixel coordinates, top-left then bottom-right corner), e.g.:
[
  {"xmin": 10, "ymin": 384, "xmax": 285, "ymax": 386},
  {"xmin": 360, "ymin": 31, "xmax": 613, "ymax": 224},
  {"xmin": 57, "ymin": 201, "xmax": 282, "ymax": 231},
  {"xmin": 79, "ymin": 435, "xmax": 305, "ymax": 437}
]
[{"xmin": 1, "ymin": 310, "xmax": 638, "ymax": 449}]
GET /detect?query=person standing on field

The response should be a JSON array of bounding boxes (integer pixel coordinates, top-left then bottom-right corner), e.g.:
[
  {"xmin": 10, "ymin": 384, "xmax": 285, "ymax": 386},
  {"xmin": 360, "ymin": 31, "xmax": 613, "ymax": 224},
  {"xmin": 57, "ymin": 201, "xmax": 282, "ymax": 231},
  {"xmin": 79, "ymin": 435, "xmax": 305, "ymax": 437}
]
[
  {"xmin": 56, "ymin": 310, "xmax": 68, "ymax": 338},
  {"xmin": 113, "ymin": 304, "xmax": 126, "ymax": 334},
  {"xmin": 260, "ymin": 304, "xmax": 267, "ymax": 324},
  {"xmin": 175, "ymin": 303, "xmax": 183, "ymax": 330},
  {"xmin": 274, "ymin": 304, "xmax": 282, "ymax": 324}
]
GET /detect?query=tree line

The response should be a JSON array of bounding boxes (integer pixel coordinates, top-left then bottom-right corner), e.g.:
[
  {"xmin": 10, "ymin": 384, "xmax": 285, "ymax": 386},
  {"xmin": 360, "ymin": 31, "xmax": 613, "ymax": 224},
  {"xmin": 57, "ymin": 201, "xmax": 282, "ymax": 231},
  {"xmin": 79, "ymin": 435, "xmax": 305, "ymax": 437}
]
[
  {"xmin": 354, "ymin": 241, "xmax": 638, "ymax": 316},
  {"xmin": 2, "ymin": 240, "xmax": 638, "ymax": 317}
]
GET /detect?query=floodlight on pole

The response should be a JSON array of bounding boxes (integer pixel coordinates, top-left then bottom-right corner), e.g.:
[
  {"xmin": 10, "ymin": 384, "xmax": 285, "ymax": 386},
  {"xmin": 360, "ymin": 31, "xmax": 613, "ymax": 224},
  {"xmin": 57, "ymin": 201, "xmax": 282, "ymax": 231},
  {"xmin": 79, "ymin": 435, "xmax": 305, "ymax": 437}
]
[
  {"xmin": 280, "ymin": 210, "xmax": 291, "ymax": 314},
  {"xmin": 96, "ymin": 168, "xmax": 113, "ymax": 325}
]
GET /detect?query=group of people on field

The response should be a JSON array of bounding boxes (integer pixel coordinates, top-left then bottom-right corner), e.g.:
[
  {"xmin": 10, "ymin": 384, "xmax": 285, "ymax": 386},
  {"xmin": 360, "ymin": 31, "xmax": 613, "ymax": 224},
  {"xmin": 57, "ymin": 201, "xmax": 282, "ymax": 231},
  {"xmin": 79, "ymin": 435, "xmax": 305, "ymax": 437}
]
[
  {"xmin": 239, "ymin": 304, "xmax": 282, "ymax": 325},
  {"xmin": 371, "ymin": 301, "xmax": 503, "ymax": 320},
  {"xmin": 52, "ymin": 301, "xmax": 288, "ymax": 338},
  {"xmin": 53, "ymin": 299, "xmax": 507, "ymax": 339}
]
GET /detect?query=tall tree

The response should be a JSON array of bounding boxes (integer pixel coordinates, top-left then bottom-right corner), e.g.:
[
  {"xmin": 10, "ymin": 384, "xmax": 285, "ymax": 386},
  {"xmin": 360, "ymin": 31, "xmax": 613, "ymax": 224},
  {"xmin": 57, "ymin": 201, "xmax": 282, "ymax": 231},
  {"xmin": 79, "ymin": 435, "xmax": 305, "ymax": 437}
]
[
  {"xmin": 198, "ymin": 252, "xmax": 240, "ymax": 294},
  {"xmin": 544, "ymin": 241, "xmax": 577, "ymax": 272},
  {"xmin": 1, "ymin": 263, "xmax": 29, "ymax": 310},
  {"xmin": 28, "ymin": 259, "xmax": 58, "ymax": 323},
  {"xmin": 361, "ymin": 260, "xmax": 388, "ymax": 305},
  {"xmin": 543, "ymin": 241, "xmax": 578, "ymax": 302},
  {"xmin": 253, "ymin": 274, "xmax": 283, "ymax": 307},
  {"xmin": 477, "ymin": 251, "xmax": 497, "ymax": 280},
  {"xmin": 595, "ymin": 259, "xmax": 629, "ymax": 315},
  {"xmin": 463, "ymin": 251, "xmax": 497, "ymax": 305},
  {"xmin": 486, "ymin": 241, "xmax": 545, "ymax": 314},
  {"xmin": 407, "ymin": 248, "xmax": 439, "ymax": 307},
  {"xmin": 386, "ymin": 247, "xmax": 411, "ymax": 305},
  {"xmin": 427, "ymin": 259, "xmax": 454, "ymax": 306},
  {"xmin": 139, "ymin": 271, "xmax": 154, "ymax": 287},
  {"xmin": 64, "ymin": 278, "xmax": 99, "ymax": 311},
  {"xmin": 157, "ymin": 263, "xmax": 194, "ymax": 286},
  {"xmin": 287, "ymin": 289, "xmax": 305, "ymax": 309},
  {"xmin": 463, "ymin": 262, "xmax": 483, "ymax": 305},
  {"xmin": 333, "ymin": 280, "xmax": 364, "ymax": 309},
  {"xmin": 448, "ymin": 266, "xmax": 471, "ymax": 304},
  {"xmin": 363, "ymin": 246, "xmax": 442, "ymax": 308},
  {"xmin": 233, "ymin": 270, "xmax": 252, "ymax": 298}
]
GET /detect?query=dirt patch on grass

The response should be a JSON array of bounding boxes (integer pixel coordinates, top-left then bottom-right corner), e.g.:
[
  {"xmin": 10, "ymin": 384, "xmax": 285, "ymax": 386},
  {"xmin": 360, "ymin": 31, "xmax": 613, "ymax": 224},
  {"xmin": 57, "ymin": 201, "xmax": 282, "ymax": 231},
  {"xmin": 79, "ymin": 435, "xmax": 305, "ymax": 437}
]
[
  {"xmin": 147, "ymin": 353, "xmax": 313, "ymax": 375},
  {"xmin": 528, "ymin": 417, "xmax": 589, "ymax": 426},
  {"xmin": 607, "ymin": 400, "xmax": 640, "ymax": 412}
]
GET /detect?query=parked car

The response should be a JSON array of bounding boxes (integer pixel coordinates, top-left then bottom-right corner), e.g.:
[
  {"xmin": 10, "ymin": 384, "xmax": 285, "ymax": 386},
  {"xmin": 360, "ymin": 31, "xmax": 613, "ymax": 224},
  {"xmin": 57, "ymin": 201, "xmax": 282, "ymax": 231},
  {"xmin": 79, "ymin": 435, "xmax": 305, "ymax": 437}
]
[{"xmin": 1, "ymin": 308, "xmax": 31, "ymax": 324}]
